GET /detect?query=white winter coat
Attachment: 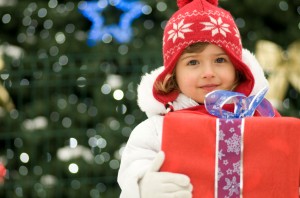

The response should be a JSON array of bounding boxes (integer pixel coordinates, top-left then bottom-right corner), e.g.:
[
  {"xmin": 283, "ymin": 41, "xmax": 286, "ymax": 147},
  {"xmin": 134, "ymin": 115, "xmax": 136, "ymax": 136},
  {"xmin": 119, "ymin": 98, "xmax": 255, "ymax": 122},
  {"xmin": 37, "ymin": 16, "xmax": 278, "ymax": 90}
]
[{"xmin": 117, "ymin": 49, "xmax": 268, "ymax": 198}]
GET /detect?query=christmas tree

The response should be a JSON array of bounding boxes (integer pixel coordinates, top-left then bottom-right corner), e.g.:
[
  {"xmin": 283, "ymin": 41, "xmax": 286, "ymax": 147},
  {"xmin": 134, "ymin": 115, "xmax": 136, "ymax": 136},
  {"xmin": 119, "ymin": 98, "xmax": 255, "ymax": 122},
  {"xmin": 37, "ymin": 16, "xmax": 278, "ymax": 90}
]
[{"xmin": 0, "ymin": 0, "xmax": 299, "ymax": 197}]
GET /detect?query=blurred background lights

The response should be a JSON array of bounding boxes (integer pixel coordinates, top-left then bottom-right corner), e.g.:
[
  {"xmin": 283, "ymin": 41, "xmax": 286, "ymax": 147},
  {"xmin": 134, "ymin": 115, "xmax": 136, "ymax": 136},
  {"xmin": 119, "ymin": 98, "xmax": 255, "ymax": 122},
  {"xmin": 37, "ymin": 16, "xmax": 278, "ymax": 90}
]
[
  {"xmin": 19, "ymin": 165, "xmax": 28, "ymax": 176},
  {"xmin": 65, "ymin": 23, "xmax": 75, "ymax": 33},
  {"xmin": 113, "ymin": 89, "xmax": 124, "ymax": 100},
  {"xmin": 55, "ymin": 32, "xmax": 66, "ymax": 44},
  {"xmin": 57, "ymin": 98, "xmax": 67, "ymax": 109},
  {"xmin": 43, "ymin": 19, "xmax": 53, "ymax": 29},
  {"xmin": 118, "ymin": 45, "xmax": 128, "ymax": 55},
  {"xmin": 77, "ymin": 102, "xmax": 87, "ymax": 113},
  {"xmin": 20, "ymin": 153, "xmax": 29, "ymax": 163},
  {"xmin": 108, "ymin": 119, "xmax": 120, "ymax": 130},
  {"xmin": 68, "ymin": 163, "xmax": 79, "ymax": 174},
  {"xmin": 77, "ymin": 77, "xmax": 87, "ymax": 87},
  {"xmin": 101, "ymin": 84, "xmax": 111, "ymax": 94},
  {"xmin": 48, "ymin": 0, "xmax": 58, "ymax": 8},
  {"xmin": 235, "ymin": 18, "xmax": 245, "ymax": 28},
  {"xmin": 156, "ymin": 2, "xmax": 167, "ymax": 12},
  {"xmin": 279, "ymin": 1, "xmax": 288, "ymax": 11},
  {"xmin": 102, "ymin": 33, "xmax": 113, "ymax": 43},
  {"xmin": 141, "ymin": 4, "xmax": 152, "ymax": 15},
  {"xmin": 22, "ymin": 16, "xmax": 31, "ymax": 26},
  {"xmin": 109, "ymin": 159, "xmax": 119, "ymax": 169},
  {"xmin": 62, "ymin": 117, "xmax": 72, "ymax": 128},
  {"xmin": 59, "ymin": 55, "xmax": 68, "ymax": 65},
  {"xmin": 40, "ymin": 175, "xmax": 57, "ymax": 187},
  {"xmin": 2, "ymin": 14, "xmax": 11, "ymax": 24},
  {"xmin": 116, "ymin": 104, "xmax": 127, "ymax": 114},
  {"xmin": 49, "ymin": 46, "xmax": 59, "ymax": 56},
  {"xmin": 38, "ymin": 8, "xmax": 47, "ymax": 18},
  {"xmin": 69, "ymin": 138, "xmax": 78, "ymax": 148},
  {"xmin": 33, "ymin": 166, "xmax": 43, "ymax": 176},
  {"xmin": 78, "ymin": 0, "xmax": 145, "ymax": 45},
  {"xmin": 14, "ymin": 138, "xmax": 23, "ymax": 148},
  {"xmin": 68, "ymin": 94, "xmax": 78, "ymax": 104},
  {"xmin": 57, "ymin": 145, "xmax": 93, "ymax": 162},
  {"xmin": 7, "ymin": 149, "xmax": 14, "ymax": 159},
  {"xmin": 22, "ymin": 116, "xmax": 48, "ymax": 130},
  {"xmin": 106, "ymin": 74, "xmax": 122, "ymax": 89},
  {"xmin": 143, "ymin": 19, "xmax": 154, "ymax": 30},
  {"xmin": 20, "ymin": 78, "xmax": 29, "ymax": 86},
  {"xmin": 88, "ymin": 136, "xmax": 98, "ymax": 148},
  {"xmin": 71, "ymin": 180, "xmax": 81, "ymax": 189},
  {"xmin": 97, "ymin": 138, "xmax": 107, "ymax": 149},
  {"xmin": 0, "ymin": 71, "xmax": 9, "ymax": 80},
  {"xmin": 15, "ymin": 187, "xmax": 23, "ymax": 197}
]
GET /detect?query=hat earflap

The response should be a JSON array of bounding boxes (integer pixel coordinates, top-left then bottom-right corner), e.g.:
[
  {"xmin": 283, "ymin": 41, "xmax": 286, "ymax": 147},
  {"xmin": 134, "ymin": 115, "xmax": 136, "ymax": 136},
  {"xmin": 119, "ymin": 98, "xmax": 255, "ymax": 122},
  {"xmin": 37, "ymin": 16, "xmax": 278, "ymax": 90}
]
[{"xmin": 177, "ymin": 0, "xmax": 218, "ymax": 8}]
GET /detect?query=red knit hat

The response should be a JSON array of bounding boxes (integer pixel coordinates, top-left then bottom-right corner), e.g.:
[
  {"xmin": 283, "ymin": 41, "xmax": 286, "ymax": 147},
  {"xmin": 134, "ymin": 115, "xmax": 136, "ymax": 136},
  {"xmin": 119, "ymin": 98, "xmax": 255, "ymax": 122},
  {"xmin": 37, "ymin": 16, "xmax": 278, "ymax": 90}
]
[{"xmin": 153, "ymin": 0, "xmax": 254, "ymax": 105}]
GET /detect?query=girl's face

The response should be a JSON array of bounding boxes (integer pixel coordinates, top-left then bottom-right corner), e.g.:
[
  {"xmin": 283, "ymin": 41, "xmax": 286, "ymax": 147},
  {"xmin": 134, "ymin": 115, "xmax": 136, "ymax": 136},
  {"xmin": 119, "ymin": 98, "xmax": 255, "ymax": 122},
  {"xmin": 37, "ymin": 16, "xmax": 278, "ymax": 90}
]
[{"xmin": 175, "ymin": 44, "xmax": 237, "ymax": 103}]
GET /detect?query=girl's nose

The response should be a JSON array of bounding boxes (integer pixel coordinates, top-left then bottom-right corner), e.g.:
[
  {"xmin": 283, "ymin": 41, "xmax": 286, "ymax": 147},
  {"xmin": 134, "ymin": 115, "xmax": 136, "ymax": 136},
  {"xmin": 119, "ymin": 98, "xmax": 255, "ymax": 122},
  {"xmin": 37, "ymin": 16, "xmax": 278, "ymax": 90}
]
[{"xmin": 201, "ymin": 64, "xmax": 215, "ymax": 78}]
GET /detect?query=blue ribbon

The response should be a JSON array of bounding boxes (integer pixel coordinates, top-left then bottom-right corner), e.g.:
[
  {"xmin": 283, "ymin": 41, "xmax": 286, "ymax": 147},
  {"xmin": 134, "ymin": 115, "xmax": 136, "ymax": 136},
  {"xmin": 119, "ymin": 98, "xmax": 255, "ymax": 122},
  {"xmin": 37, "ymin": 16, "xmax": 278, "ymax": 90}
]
[{"xmin": 204, "ymin": 87, "xmax": 275, "ymax": 119}]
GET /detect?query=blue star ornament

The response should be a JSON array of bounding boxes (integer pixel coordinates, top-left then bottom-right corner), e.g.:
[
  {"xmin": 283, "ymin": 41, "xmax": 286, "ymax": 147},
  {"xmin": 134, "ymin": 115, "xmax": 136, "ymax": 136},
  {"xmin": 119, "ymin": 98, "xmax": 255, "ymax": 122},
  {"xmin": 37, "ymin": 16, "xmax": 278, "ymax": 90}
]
[{"xmin": 79, "ymin": 0, "xmax": 144, "ymax": 46}]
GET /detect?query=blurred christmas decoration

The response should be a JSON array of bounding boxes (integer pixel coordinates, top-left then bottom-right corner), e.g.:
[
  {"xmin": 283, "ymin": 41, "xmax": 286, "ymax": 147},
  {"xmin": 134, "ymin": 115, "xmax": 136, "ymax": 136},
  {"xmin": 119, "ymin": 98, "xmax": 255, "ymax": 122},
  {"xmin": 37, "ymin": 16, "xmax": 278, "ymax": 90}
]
[
  {"xmin": 0, "ymin": 0, "xmax": 17, "ymax": 6},
  {"xmin": 78, "ymin": 0, "xmax": 145, "ymax": 46},
  {"xmin": 0, "ymin": 163, "xmax": 6, "ymax": 184},
  {"xmin": 255, "ymin": 40, "xmax": 300, "ymax": 109},
  {"xmin": 0, "ymin": 50, "xmax": 15, "ymax": 111}
]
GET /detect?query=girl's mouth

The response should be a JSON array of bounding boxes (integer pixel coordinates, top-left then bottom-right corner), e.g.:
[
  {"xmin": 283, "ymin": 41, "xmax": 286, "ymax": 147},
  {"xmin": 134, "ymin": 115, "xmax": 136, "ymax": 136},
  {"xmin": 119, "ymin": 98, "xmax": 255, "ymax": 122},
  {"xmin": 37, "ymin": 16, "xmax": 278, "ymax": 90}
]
[{"xmin": 200, "ymin": 84, "xmax": 219, "ymax": 92}]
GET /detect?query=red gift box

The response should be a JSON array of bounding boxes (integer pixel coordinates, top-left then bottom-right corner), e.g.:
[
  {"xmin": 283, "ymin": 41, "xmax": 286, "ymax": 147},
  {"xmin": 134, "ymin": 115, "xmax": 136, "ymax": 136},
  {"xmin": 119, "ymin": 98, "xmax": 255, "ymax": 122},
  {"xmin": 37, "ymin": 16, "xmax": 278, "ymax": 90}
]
[{"xmin": 160, "ymin": 109, "xmax": 300, "ymax": 198}]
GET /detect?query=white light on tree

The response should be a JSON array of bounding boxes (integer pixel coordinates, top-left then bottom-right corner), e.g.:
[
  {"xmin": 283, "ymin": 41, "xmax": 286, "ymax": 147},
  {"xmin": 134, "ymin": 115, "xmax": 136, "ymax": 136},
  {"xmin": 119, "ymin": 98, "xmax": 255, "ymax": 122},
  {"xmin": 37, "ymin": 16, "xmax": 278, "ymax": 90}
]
[
  {"xmin": 68, "ymin": 163, "xmax": 79, "ymax": 174},
  {"xmin": 69, "ymin": 138, "xmax": 78, "ymax": 148},
  {"xmin": 20, "ymin": 152, "xmax": 29, "ymax": 163},
  {"xmin": 113, "ymin": 89, "xmax": 124, "ymax": 100}
]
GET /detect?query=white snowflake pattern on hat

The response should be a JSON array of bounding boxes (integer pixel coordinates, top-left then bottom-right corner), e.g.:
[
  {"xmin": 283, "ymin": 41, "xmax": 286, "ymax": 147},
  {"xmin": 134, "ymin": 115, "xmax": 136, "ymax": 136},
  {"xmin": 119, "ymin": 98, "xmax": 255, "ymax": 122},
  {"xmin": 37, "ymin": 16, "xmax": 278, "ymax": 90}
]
[
  {"xmin": 167, "ymin": 19, "xmax": 193, "ymax": 43},
  {"xmin": 233, "ymin": 27, "xmax": 242, "ymax": 45},
  {"xmin": 201, "ymin": 16, "xmax": 231, "ymax": 37},
  {"xmin": 233, "ymin": 27, "xmax": 240, "ymax": 39}
]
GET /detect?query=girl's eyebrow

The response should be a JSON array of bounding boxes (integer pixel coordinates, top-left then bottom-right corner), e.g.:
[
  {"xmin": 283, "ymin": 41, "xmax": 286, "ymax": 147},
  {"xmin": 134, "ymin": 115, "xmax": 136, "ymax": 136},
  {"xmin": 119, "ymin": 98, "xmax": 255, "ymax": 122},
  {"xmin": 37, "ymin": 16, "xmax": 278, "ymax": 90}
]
[
  {"xmin": 180, "ymin": 52, "xmax": 228, "ymax": 60},
  {"xmin": 179, "ymin": 53, "xmax": 198, "ymax": 61},
  {"xmin": 213, "ymin": 52, "xmax": 228, "ymax": 56}
]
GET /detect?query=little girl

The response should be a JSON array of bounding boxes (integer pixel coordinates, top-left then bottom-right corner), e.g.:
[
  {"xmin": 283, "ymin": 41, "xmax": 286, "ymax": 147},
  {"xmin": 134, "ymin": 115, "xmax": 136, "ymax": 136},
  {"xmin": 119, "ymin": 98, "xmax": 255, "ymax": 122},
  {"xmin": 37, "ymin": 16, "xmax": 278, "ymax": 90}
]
[{"xmin": 118, "ymin": 0, "xmax": 281, "ymax": 197}]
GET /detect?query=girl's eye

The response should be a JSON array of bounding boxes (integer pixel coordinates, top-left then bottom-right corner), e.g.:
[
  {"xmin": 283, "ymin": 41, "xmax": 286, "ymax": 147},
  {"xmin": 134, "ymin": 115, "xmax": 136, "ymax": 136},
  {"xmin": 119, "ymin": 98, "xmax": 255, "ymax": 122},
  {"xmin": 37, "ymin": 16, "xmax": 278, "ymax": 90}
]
[
  {"xmin": 187, "ymin": 60, "xmax": 199, "ymax": 65},
  {"xmin": 215, "ymin": 57, "xmax": 226, "ymax": 63}
]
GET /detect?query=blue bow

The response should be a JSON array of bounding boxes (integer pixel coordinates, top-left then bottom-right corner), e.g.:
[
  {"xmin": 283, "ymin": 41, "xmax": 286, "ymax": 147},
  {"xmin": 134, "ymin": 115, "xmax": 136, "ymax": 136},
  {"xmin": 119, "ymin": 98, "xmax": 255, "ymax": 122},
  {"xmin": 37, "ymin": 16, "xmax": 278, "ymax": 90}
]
[{"xmin": 204, "ymin": 87, "xmax": 275, "ymax": 119}]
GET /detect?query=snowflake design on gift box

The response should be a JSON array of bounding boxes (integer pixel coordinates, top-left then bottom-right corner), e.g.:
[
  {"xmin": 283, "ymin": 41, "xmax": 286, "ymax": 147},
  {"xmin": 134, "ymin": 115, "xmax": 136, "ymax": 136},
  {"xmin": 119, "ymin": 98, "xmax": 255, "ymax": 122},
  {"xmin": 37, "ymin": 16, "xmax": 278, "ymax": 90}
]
[
  {"xmin": 167, "ymin": 19, "xmax": 193, "ymax": 43},
  {"xmin": 233, "ymin": 161, "xmax": 241, "ymax": 175},
  {"xmin": 218, "ymin": 167, "xmax": 224, "ymax": 181},
  {"xmin": 223, "ymin": 160, "xmax": 228, "ymax": 165},
  {"xmin": 201, "ymin": 16, "xmax": 231, "ymax": 37},
  {"xmin": 219, "ymin": 130, "xmax": 225, "ymax": 140},
  {"xmin": 226, "ymin": 169, "xmax": 233, "ymax": 175},
  {"xmin": 225, "ymin": 133, "xmax": 241, "ymax": 155},
  {"xmin": 223, "ymin": 176, "xmax": 240, "ymax": 197},
  {"xmin": 225, "ymin": 119, "xmax": 234, "ymax": 124},
  {"xmin": 218, "ymin": 149, "xmax": 225, "ymax": 160},
  {"xmin": 229, "ymin": 127, "xmax": 235, "ymax": 133}
]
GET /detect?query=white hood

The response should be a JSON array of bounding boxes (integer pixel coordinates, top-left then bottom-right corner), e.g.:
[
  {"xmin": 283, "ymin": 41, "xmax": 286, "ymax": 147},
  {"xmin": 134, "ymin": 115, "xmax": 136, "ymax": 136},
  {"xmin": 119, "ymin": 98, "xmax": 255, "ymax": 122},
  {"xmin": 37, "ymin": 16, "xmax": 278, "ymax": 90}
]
[{"xmin": 137, "ymin": 49, "xmax": 268, "ymax": 117}]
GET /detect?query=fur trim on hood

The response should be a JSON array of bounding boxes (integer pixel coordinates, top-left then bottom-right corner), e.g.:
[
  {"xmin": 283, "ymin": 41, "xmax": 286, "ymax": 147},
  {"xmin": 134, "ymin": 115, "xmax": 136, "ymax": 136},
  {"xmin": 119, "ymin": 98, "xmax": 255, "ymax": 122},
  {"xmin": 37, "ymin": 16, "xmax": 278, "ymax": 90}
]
[{"xmin": 137, "ymin": 49, "xmax": 268, "ymax": 117}]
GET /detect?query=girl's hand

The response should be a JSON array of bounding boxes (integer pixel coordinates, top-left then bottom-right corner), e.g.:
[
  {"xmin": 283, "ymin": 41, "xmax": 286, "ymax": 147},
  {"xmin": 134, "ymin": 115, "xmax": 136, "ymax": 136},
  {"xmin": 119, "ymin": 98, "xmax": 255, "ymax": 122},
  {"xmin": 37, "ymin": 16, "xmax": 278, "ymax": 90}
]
[{"xmin": 139, "ymin": 151, "xmax": 193, "ymax": 198}]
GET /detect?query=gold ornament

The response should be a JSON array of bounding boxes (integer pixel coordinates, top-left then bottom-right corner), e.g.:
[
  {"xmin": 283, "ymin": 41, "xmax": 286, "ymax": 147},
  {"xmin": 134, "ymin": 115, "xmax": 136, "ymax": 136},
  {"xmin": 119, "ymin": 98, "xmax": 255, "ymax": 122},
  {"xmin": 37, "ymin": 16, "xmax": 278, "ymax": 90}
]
[
  {"xmin": 0, "ymin": 54, "xmax": 15, "ymax": 111},
  {"xmin": 255, "ymin": 40, "xmax": 300, "ymax": 109}
]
